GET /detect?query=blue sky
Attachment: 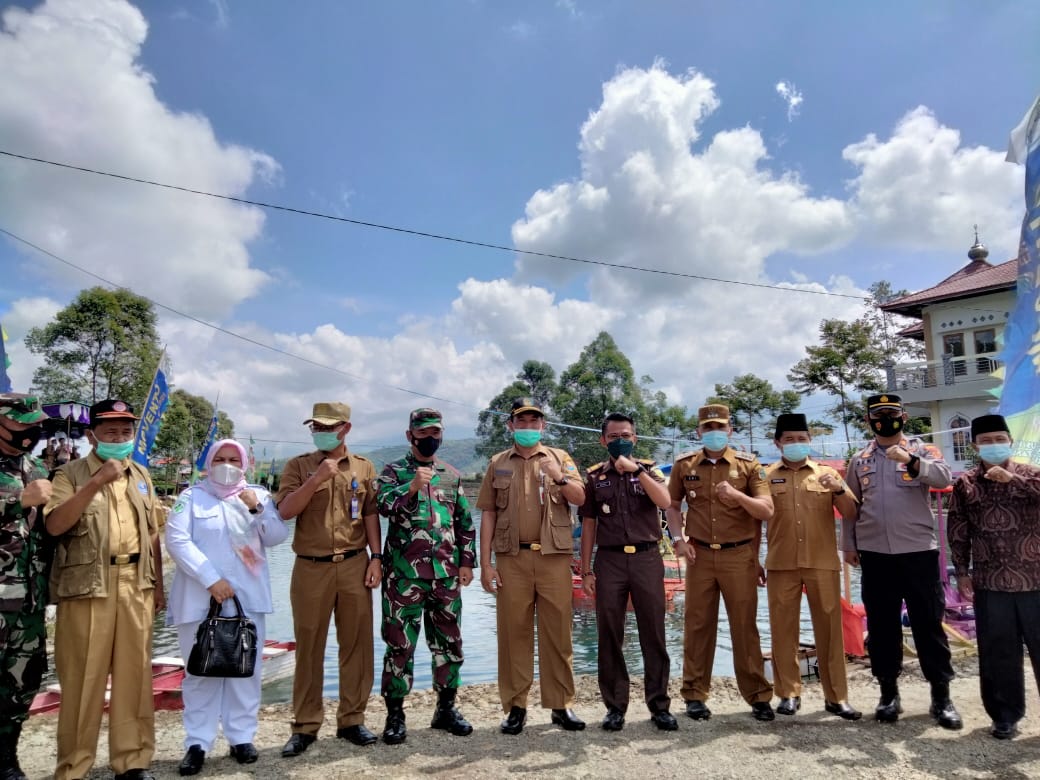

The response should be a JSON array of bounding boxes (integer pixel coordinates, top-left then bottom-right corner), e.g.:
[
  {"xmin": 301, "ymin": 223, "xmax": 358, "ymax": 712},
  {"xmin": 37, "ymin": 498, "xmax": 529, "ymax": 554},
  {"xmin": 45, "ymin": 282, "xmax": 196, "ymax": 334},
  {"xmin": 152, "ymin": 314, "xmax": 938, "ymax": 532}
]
[{"xmin": 1, "ymin": 0, "xmax": 1037, "ymax": 458}]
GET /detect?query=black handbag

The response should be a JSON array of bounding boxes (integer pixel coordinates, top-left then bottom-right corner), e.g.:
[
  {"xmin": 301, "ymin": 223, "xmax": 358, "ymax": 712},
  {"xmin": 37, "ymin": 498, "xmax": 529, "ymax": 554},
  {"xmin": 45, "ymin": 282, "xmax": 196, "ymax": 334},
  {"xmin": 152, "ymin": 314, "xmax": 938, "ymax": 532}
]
[{"xmin": 186, "ymin": 595, "xmax": 258, "ymax": 678}]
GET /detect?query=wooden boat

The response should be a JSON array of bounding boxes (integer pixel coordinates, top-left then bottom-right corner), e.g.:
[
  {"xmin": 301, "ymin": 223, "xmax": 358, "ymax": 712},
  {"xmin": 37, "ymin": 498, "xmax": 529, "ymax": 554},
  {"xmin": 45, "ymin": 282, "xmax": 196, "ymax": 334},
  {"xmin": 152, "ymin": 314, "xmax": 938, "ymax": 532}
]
[
  {"xmin": 29, "ymin": 639, "xmax": 296, "ymax": 715},
  {"xmin": 571, "ymin": 556, "xmax": 686, "ymax": 603}
]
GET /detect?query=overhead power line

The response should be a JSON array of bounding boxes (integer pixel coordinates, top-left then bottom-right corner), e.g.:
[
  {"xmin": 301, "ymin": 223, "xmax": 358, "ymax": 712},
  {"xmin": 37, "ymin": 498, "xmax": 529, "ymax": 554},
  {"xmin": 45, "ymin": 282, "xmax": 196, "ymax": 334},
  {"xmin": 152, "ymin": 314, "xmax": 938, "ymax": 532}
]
[{"xmin": 0, "ymin": 149, "xmax": 869, "ymax": 300}]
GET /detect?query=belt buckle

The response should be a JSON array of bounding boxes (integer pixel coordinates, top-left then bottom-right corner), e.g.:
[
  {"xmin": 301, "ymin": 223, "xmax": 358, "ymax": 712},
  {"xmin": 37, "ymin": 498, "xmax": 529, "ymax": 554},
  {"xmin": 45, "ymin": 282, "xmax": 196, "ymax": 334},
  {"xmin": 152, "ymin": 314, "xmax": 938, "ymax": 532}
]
[
  {"xmin": 623, "ymin": 545, "xmax": 636, "ymax": 554},
  {"xmin": 709, "ymin": 543, "xmax": 722, "ymax": 550},
  {"xmin": 331, "ymin": 553, "xmax": 345, "ymax": 563},
  {"xmin": 529, "ymin": 543, "xmax": 542, "ymax": 551},
  {"xmin": 113, "ymin": 553, "xmax": 131, "ymax": 565}
]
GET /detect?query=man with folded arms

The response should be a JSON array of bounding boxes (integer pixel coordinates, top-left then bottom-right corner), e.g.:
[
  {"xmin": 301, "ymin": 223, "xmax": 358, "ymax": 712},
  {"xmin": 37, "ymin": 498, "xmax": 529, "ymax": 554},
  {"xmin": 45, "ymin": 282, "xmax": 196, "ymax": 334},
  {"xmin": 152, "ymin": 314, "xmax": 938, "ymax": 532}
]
[
  {"xmin": 579, "ymin": 413, "xmax": 677, "ymax": 732},
  {"xmin": 948, "ymin": 413, "xmax": 1040, "ymax": 740},
  {"xmin": 764, "ymin": 413, "xmax": 861, "ymax": 720},
  {"xmin": 477, "ymin": 398, "xmax": 586, "ymax": 735},
  {"xmin": 666, "ymin": 403, "xmax": 775, "ymax": 722},
  {"xmin": 276, "ymin": 402, "xmax": 382, "ymax": 756}
]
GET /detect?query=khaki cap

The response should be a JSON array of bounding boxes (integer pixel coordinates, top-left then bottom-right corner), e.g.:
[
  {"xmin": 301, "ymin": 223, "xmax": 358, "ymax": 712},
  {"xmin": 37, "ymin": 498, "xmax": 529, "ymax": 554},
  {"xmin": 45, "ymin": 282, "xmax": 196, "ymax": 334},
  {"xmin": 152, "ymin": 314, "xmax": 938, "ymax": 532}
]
[
  {"xmin": 698, "ymin": 404, "xmax": 730, "ymax": 425},
  {"xmin": 303, "ymin": 402, "xmax": 351, "ymax": 426}
]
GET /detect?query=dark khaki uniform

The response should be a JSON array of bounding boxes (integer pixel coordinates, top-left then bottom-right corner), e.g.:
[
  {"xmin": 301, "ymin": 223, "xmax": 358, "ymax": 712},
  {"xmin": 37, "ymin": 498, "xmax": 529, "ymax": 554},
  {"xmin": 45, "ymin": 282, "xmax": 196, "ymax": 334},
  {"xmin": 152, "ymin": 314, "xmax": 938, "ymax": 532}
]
[
  {"xmin": 764, "ymin": 459, "xmax": 849, "ymax": 703},
  {"xmin": 668, "ymin": 447, "xmax": 772, "ymax": 704},
  {"xmin": 475, "ymin": 444, "xmax": 580, "ymax": 712},
  {"xmin": 275, "ymin": 450, "xmax": 378, "ymax": 736},
  {"xmin": 580, "ymin": 459, "xmax": 670, "ymax": 715}
]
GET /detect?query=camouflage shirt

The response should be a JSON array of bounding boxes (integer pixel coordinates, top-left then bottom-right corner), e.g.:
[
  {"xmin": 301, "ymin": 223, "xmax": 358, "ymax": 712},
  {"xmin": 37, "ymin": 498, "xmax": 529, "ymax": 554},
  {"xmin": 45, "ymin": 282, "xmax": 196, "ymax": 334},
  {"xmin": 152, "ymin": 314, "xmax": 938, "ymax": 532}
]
[
  {"xmin": 0, "ymin": 453, "xmax": 49, "ymax": 613},
  {"xmin": 377, "ymin": 453, "xmax": 477, "ymax": 579}
]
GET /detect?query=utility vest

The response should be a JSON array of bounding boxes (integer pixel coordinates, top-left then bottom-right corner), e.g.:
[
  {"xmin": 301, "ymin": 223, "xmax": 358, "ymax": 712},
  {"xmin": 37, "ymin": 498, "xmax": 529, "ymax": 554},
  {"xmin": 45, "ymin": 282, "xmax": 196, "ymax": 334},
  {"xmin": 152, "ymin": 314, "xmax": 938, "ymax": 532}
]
[{"xmin": 488, "ymin": 446, "xmax": 575, "ymax": 556}]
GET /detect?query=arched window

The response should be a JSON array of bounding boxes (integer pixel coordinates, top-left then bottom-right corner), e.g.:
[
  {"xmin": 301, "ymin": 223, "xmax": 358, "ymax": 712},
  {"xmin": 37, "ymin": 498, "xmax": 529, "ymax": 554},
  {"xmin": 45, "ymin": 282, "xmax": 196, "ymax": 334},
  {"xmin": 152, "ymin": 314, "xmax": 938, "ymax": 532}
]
[{"xmin": 949, "ymin": 415, "xmax": 970, "ymax": 461}]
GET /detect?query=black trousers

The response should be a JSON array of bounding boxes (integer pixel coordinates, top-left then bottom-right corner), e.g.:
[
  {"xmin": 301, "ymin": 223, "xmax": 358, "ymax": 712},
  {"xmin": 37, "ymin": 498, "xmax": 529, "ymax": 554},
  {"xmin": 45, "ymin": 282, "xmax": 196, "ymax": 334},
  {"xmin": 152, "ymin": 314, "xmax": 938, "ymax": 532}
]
[
  {"xmin": 975, "ymin": 589, "xmax": 1040, "ymax": 725},
  {"xmin": 858, "ymin": 549, "xmax": 953, "ymax": 684},
  {"xmin": 593, "ymin": 548, "xmax": 671, "ymax": 714}
]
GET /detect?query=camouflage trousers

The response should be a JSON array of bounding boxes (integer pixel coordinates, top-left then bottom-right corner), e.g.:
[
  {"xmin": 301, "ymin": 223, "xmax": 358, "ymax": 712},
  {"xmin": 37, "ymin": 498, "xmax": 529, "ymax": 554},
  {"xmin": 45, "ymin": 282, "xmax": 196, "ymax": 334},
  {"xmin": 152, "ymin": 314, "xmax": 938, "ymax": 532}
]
[
  {"xmin": 380, "ymin": 574, "xmax": 464, "ymax": 698},
  {"xmin": 0, "ymin": 606, "xmax": 47, "ymax": 737}
]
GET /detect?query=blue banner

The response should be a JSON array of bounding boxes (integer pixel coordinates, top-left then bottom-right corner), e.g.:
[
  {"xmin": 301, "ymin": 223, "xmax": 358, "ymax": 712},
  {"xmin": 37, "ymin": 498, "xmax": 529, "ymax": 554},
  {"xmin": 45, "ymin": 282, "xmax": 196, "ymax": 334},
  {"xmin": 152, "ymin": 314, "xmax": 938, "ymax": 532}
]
[
  {"xmin": 195, "ymin": 414, "xmax": 219, "ymax": 475},
  {"xmin": 132, "ymin": 364, "xmax": 170, "ymax": 466},
  {"xmin": 999, "ymin": 96, "xmax": 1040, "ymax": 465},
  {"xmin": 0, "ymin": 323, "xmax": 12, "ymax": 393}
]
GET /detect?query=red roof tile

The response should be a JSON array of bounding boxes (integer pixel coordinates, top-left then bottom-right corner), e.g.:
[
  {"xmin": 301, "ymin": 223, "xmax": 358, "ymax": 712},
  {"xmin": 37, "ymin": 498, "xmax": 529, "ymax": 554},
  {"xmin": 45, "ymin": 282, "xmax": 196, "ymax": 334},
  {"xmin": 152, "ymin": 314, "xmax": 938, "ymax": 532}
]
[{"xmin": 881, "ymin": 258, "xmax": 1017, "ymax": 318}]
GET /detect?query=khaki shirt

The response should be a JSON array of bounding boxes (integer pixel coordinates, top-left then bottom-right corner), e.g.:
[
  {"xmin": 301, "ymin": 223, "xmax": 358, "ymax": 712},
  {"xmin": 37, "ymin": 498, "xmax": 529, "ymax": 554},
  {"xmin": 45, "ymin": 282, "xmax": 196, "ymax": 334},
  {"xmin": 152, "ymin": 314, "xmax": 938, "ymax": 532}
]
[
  {"xmin": 108, "ymin": 469, "xmax": 140, "ymax": 557},
  {"xmin": 668, "ymin": 447, "xmax": 769, "ymax": 544},
  {"xmin": 275, "ymin": 450, "xmax": 377, "ymax": 556},
  {"xmin": 764, "ymin": 459, "xmax": 843, "ymax": 571}
]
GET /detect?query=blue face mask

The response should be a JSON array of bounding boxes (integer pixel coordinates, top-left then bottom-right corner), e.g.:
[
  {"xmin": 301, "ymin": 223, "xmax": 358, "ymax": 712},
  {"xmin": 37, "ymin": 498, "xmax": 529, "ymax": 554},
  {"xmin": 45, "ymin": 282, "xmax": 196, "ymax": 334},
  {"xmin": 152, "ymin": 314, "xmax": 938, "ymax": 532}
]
[
  {"xmin": 513, "ymin": 429, "xmax": 542, "ymax": 448},
  {"xmin": 95, "ymin": 440, "xmax": 134, "ymax": 461},
  {"xmin": 700, "ymin": 431, "xmax": 729, "ymax": 451},
  {"xmin": 312, "ymin": 431, "xmax": 342, "ymax": 452},
  {"xmin": 978, "ymin": 443, "xmax": 1012, "ymax": 465},
  {"xmin": 782, "ymin": 443, "xmax": 811, "ymax": 462}
]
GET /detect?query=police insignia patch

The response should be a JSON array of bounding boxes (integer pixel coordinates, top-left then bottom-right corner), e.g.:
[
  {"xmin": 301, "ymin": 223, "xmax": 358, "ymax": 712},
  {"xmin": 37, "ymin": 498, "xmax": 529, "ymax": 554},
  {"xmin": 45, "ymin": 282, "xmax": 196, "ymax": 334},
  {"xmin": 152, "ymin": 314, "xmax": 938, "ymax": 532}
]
[
  {"xmin": 758, "ymin": 468, "xmax": 766, "ymax": 480},
  {"xmin": 137, "ymin": 481, "xmax": 149, "ymax": 495},
  {"xmin": 172, "ymin": 501, "xmax": 185, "ymax": 513}
]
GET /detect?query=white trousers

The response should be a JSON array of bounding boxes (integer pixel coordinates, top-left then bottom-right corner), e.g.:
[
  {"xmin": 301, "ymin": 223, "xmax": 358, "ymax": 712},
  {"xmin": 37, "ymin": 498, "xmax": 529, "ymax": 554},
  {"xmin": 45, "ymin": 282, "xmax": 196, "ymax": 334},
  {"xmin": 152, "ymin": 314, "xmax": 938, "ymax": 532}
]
[{"xmin": 176, "ymin": 609, "xmax": 266, "ymax": 751}]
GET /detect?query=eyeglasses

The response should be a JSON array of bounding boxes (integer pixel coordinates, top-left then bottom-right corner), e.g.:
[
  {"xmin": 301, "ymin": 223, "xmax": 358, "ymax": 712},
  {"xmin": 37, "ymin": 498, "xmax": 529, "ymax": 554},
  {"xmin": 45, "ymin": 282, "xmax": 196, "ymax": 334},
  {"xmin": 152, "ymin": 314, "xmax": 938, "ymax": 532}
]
[{"xmin": 309, "ymin": 423, "xmax": 344, "ymax": 433}]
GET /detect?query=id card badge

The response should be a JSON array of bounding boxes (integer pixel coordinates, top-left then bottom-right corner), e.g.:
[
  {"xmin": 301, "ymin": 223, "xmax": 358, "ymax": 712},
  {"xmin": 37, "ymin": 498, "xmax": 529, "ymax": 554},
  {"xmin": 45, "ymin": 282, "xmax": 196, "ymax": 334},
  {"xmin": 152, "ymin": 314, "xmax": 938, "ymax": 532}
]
[{"xmin": 350, "ymin": 496, "xmax": 360, "ymax": 519}]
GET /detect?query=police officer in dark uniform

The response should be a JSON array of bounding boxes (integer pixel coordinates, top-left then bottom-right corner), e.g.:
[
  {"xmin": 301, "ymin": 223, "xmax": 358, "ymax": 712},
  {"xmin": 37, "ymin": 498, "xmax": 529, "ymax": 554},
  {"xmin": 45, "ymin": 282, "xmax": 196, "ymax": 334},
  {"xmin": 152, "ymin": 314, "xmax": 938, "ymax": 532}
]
[{"xmin": 579, "ymin": 413, "xmax": 677, "ymax": 732}]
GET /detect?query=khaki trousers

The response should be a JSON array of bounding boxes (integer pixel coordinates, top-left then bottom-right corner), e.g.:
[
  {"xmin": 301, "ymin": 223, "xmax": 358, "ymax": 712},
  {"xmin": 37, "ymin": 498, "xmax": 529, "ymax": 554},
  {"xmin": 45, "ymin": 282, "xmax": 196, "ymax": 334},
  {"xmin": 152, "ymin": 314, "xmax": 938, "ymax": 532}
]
[
  {"xmin": 680, "ymin": 543, "xmax": 772, "ymax": 704},
  {"xmin": 54, "ymin": 563, "xmax": 155, "ymax": 780},
  {"xmin": 495, "ymin": 550, "xmax": 575, "ymax": 711},
  {"xmin": 289, "ymin": 554, "xmax": 373, "ymax": 734},
  {"xmin": 767, "ymin": 567, "xmax": 848, "ymax": 701}
]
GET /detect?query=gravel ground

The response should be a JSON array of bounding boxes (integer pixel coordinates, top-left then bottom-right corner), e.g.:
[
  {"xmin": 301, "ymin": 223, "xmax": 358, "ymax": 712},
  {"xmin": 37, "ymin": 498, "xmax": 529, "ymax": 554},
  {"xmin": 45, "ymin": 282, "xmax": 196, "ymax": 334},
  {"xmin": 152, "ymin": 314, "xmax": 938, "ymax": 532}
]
[{"xmin": 19, "ymin": 655, "xmax": 1040, "ymax": 779}]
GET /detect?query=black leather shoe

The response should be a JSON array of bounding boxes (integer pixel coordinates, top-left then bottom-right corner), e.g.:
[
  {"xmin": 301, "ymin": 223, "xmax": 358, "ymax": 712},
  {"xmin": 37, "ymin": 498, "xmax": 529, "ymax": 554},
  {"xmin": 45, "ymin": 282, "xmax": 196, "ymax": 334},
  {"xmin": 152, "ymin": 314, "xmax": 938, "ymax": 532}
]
[
  {"xmin": 114, "ymin": 771, "xmax": 155, "ymax": 780},
  {"xmin": 751, "ymin": 702, "xmax": 775, "ymax": 721},
  {"xmin": 337, "ymin": 724, "xmax": 378, "ymax": 745},
  {"xmin": 551, "ymin": 708, "xmax": 586, "ymax": 731},
  {"xmin": 281, "ymin": 733, "xmax": 316, "ymax": 757},
  {"xmin": 825, "ymin": 700, "xmax": 862, "ymax": 721},
  {"xmin": 875, "ymin": 695, "xmax": 902, "ymax": 723},
  {"xmin": 601, "ymin": 708, "xmax": 625, "ymax": 731},
  {"xmin": 651, "ymin": 710, "xmax": 678, "ymax": 731},
  {"xmin": 776, "ymin": 697, "xmax": 800, "ymax": 716},
  {"xmin": 992, "ymin": 721, "xmax": 1017, "ymax": 740},
  {"xmin": 929, "ymin": 700, "xmax": 963, "ymax": 730},
  {"xmin": 178, "ymin": 747, "xmax": 205, "ymax": 778},
  {"xmin": 229, "ymin": 743, "xmax": 258, "ymax": 764},
  {"xmin": 500, "ymin": 706, "xmax": 527, "ymax": 735},
  {"xmin": 685, "ymin": 700, "xmax": 711, "ymax": 720}
]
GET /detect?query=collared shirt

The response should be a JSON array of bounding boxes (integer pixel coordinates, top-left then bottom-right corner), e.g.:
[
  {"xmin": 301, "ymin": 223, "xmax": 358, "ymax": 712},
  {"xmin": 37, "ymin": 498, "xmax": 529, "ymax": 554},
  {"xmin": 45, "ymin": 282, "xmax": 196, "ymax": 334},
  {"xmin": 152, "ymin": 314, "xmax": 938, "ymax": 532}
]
[
  {"xmin": 107, "ymin": 464, "xmax": 140, "ymax": 557},
  {"xmin": 948, "ymin": 461, "xmax": 1040, "ymax": 592},
  {"xmin": 764, "ymin": 458, "xmax": 844, "ymax": 571},
  {"xmin": 841, "ymin": 437, "xmax": 951, "ymax": 554},
  {"xmin": 475, "ymin": 443, "xmax": 579, "ymax": 543},
  {"xmin": 667, "ymin": 446, "xmax": 769, "ymax": 544},
  {"xmin": 275, "ymin": 449, "xmax": 377, "ymax": 556},
  {"xmin": 579, "ymin": 458, "xmax": 666, "ymax": 545}
]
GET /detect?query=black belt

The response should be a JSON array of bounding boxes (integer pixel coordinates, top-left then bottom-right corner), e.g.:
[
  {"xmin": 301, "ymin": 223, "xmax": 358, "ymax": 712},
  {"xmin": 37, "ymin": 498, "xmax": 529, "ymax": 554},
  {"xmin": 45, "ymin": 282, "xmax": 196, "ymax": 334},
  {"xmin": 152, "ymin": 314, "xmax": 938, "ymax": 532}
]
[
  {"xmin": 110, "ymin": 553, "xmax": 140, "ymax": 565},
  {"xmin": 297, "ymin": 549, "xmax": 365, "ymax": 563},
  {"xmin": 692, "ymin": 538, "xmax": 753, "ymax": 550},
  {"xmin": 519, "ymin": 542, "xmax": 543, "ymax": 551},
  {"xmin": 597, "ymin": 542, "xmax": 657, "ymax": 554}
]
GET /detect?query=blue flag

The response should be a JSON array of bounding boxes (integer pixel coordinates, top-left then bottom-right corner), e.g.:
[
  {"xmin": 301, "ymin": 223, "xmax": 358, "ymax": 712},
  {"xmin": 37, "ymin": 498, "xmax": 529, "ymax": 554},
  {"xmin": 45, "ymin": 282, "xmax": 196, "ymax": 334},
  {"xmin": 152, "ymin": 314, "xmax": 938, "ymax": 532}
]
[
  {"xmin": 133, "ymin": 363, "xmax": 170, "ymax": 466},
  {"xmin": 195, "ymin": 414, "xmax": 219, "ymax": 476},
  {"xmin": 998, "ymin": 95, "xmax": 1040, "ymax": 465},
  {"xmin": 0, "ymin": 323, "xmax": 12, "ymax": 393}
]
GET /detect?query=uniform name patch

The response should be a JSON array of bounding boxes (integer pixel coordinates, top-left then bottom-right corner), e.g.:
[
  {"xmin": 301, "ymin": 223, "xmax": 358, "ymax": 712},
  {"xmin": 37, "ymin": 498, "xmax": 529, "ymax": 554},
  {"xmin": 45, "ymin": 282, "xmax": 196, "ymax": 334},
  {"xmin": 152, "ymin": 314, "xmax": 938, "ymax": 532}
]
[
  {"xmin": 770, "ymin": 478, "xmax": 786, "ymax": 484},
  {"xmin": 595, "ymin": 480, "xmax": 611, "ymax": 488},
  {"xmin": 683, "ymin": 474, "xmax": 700, "ymax": 482}
]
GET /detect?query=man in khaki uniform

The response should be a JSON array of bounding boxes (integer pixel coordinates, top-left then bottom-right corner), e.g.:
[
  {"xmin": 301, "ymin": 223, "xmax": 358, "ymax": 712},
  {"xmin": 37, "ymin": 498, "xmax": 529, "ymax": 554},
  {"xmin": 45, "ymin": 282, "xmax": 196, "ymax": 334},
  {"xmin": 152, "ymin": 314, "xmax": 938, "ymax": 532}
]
[
  {"xmin": 45, "ymin": 400, "xmax": 165, "ymax": 780},
  {"xmin": 276, "ymin": 402, "xmax": 382, "ymax": 756},
  {"xmin": 764, "ymin": 413, "xmax": 861, "ymax": 720},
  {"xmin": 477, "ymin": 398, "xmax": 586, "ymax": 735},
  {"xmin": 666, "ymin": 403, "xmax": 775, "ymax": 721}
]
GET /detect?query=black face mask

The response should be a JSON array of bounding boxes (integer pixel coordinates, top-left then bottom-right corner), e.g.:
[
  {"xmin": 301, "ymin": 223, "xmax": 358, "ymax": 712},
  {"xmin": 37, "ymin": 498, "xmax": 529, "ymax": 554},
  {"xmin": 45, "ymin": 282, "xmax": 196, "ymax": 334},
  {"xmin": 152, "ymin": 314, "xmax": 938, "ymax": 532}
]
[
  {"xmin": 0, "ymin": 423, "xmax": 43, "ymax": 454},
  {"xmin": 871, "ymin": 416, "xmax": 903, "ymax": 438},
  {"xmin": 413, "ymin": 436, "xmax": 441, "ymax": 458}
]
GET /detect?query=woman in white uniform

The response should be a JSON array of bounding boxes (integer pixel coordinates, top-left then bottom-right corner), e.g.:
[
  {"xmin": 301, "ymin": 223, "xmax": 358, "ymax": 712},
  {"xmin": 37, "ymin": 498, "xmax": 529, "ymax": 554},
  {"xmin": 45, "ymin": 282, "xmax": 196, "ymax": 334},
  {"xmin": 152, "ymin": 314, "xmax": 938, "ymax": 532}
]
[{"xmin": 166, "ymin": 439, "xmax": 289, "ymax": 775}]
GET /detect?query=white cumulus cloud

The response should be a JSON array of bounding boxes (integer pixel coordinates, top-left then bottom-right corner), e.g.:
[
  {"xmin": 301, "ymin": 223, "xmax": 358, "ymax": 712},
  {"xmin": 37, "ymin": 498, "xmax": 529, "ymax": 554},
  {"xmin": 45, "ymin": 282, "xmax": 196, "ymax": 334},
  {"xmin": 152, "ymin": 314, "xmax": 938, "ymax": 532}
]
[{"xmin": 775, "ymin": 81, "xmax": 804, "ymax": 121}]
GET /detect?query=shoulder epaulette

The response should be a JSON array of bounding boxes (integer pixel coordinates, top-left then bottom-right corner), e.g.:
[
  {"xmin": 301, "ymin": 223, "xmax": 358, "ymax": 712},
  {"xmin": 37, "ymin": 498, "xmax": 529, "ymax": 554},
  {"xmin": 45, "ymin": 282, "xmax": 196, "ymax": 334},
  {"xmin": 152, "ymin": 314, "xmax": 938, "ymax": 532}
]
[
  {"xmin": 675, "ymin": 450, "xmax": 699, "ymax": 462},
  {"xmin": 587, "ymin": 461, "xmax": 607, "ymax": 474},
  {"xmin": 351, "ymin": 453, "xmax": 373, "ymax": 464},
  {"xmin": 635, "ymin": 457, "xmax": 655, "ymax": 465},
  {"xmin": 733, "ymin": 450, "xmax": 755, "ymax": 462},
  {"xmin": 764, "ymin": 461, "xmax": 781, "ymax": 474}
]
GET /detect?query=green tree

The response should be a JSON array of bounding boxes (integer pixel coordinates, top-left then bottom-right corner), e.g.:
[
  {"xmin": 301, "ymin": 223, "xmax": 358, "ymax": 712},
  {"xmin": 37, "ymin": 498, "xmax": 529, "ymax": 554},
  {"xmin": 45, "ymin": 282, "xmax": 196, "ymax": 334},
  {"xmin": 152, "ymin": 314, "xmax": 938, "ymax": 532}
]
[
  {"xmin": 787, "ymin": 319, "xmax": 886, "ymax": 453},
  {"xmin": 708, "ymin": 374, "xmax": 801, "ymax": 454},
  {"xmin": 863, "ymin": 280, "xmax": 926, "ymax": 363},
  {"xmin": 25, "ymin": 286, "xmax": 161, "ymax": 406},
  {"xmin": 153, "ymin": 389, "xmax": 235, "ymax": 464},
  {"xmin": 474, "ymin": 360, "xmax": 556, "ymax": 459}
]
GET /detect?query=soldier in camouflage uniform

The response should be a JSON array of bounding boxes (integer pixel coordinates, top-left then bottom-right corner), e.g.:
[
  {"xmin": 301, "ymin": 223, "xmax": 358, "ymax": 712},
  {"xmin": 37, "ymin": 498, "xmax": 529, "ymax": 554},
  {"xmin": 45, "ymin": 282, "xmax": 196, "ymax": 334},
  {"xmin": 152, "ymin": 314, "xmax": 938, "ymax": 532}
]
[
  {"xmin": 375, "ymin": 408, "xmax": 477, "ymax": 744},
  {"xmin": 0, "ymin": 394, "xmax": 52, "ymax": 780}
]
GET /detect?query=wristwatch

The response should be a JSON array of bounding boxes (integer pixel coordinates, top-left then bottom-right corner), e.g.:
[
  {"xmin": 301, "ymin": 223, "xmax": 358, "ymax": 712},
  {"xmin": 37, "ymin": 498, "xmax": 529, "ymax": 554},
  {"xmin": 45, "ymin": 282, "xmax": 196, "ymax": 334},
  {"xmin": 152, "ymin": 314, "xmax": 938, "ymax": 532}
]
[
  {"xmin": 370, "ymin": 552, "xmax": 383, "ymax": 560},
  {"xmin": 553, "ymin": 476, "xmax": 568, "ymax": 486}
]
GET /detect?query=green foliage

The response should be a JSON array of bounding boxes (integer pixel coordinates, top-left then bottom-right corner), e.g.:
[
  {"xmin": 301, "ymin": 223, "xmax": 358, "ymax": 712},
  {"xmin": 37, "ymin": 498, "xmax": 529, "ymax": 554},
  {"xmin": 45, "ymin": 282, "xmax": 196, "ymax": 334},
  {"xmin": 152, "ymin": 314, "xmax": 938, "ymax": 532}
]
[
  {"xmin": 152, "ymin": 389, "xmax": 235, "ymax": 462},
  {"xmin": 708, "ymin": 374, "xmax": 801, "ymax": 452},
  {"xmin": 474, "ymin": 360, "xmax": 557, "ymax": 459},
  {"xmin": 25, "ymin": 286, "xmax": 162, "ymax": 406}
]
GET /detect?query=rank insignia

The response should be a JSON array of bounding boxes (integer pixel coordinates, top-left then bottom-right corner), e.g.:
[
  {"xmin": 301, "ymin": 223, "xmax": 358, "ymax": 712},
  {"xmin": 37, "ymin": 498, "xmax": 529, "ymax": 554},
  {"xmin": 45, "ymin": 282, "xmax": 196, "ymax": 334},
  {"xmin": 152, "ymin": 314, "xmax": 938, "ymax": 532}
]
[{"xmin": 602, "ymin": 503, "xmax": 611, "ymax": 515}]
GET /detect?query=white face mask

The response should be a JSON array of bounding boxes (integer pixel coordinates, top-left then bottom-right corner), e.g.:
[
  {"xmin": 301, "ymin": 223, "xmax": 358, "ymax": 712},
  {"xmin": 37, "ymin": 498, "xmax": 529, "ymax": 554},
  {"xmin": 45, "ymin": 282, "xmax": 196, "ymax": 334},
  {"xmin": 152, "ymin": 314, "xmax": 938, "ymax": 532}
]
[{"xmin": 210, "ymin": 463, "xmax": 244, "ymax": 486}]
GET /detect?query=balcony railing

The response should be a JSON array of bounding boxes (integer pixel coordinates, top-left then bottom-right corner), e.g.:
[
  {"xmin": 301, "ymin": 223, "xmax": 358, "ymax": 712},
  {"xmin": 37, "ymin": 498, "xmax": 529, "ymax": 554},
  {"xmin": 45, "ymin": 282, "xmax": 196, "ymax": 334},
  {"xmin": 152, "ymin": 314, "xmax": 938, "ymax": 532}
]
[{"xmin": 889, "ymin": 355, "xmax": 1002, "ymax": 391}]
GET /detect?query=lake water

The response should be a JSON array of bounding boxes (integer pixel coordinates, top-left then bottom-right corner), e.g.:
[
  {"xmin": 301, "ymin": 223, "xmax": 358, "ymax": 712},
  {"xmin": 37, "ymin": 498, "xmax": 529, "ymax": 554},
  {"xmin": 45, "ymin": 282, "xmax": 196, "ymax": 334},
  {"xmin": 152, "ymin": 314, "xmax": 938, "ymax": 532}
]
[{"xmin": 149, "ymin": 514, "xmax": 862, "ymax": 702}]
